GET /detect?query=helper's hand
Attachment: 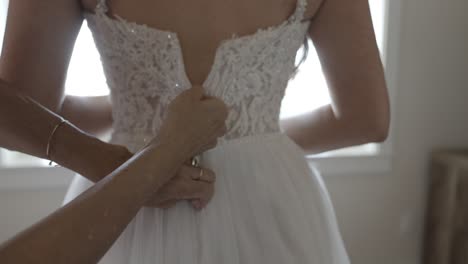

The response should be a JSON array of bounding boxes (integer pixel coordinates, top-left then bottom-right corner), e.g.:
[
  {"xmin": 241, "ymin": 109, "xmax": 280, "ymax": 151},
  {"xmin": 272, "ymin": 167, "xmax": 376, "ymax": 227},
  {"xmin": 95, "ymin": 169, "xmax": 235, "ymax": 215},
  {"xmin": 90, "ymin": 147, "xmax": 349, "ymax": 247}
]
[
  {"xmin": 86, "ymin": 143, "xmax": 133, "ymax": 182},
  {"xmin": 144, "ymin": 164, "xmax": 216, "ymax": 210},
  {"xmin": 156, "ymin": 85, "xmax": 228, "ymax": 157},
  {"xmin": 145, "ymin": 86, "xmax": 227, "ymax": 209}
]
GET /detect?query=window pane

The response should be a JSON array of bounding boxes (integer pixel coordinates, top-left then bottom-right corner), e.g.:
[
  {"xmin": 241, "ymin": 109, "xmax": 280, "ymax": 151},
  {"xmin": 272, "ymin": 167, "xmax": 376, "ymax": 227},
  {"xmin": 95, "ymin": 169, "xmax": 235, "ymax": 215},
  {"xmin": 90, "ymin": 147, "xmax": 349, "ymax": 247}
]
[
  {"xmin": 1, "ymin": 149, "xmax": 48, "ymax": 168},
  {"xmin": 65, "ymin": 21, "xmax": 109, "ymax": 96}
]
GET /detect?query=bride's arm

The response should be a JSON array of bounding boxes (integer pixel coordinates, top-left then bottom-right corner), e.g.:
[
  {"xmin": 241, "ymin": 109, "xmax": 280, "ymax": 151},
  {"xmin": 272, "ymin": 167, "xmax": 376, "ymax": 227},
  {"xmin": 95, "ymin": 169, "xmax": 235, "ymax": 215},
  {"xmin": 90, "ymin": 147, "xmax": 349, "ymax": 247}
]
[
  {"xmin": 281, "ymin": 0, "xmax": 390, "ymax": 154},
  {"xmin": 0, "ymin": 0, "xmax": 127, "ymax": 181},
  {"xmin": 1, "ymin": 0, "xmax": 79, "ymax": 112}
]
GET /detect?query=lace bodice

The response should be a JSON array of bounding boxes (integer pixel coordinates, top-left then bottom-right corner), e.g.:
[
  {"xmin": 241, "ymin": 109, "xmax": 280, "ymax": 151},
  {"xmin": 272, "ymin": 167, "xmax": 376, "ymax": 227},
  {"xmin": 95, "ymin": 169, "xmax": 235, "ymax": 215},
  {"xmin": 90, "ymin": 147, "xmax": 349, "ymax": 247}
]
[{"xmin": 85, "ymin": 0, "xmax": 310, "ymax": 152}]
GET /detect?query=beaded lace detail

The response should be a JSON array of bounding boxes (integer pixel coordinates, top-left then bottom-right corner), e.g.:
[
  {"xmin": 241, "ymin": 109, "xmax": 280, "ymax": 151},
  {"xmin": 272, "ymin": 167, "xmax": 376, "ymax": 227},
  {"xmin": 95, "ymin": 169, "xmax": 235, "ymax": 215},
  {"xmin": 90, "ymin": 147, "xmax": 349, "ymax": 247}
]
[{"xmin": 85, "ymin": 0, "xmax": 310, "ymax": 152}]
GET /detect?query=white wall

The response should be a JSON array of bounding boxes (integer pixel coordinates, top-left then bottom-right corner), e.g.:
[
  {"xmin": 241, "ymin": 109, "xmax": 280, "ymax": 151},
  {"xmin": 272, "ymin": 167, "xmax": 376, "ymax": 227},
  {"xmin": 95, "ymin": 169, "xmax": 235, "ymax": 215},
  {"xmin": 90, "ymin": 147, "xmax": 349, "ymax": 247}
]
[
  {"xmin": 324, "ymin": 0, "xmax": 468, "ymax": 263},
  {"xmin": 0, "ymin": 0, "xmax": 467, "ymax": 263},
  {"xmin": 0, "ymin": 188, "xmax": 67, "ymax": 242}
]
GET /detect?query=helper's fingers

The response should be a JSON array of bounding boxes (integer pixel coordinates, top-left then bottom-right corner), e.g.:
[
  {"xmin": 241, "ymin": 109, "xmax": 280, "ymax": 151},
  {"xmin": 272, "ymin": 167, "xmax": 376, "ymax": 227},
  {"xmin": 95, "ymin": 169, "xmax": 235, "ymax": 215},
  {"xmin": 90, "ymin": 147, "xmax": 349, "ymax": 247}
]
[
  {"xmin": 189, "ymin": 85, "xmax": 204, "ymax": 100},
  {"xmin": 190, "ymin": 199, "xmax": 203, "ymax": 210},
  {"xmin": 199, "ymin": 140, "xmax": 218, "ymax": 153},
  {"xmin": 157, "ymin": 199, "xmax": 178, "ymax": 209},
  {"xmin": 176, "ymin": 180, "xmax": 214, "ymax": 200},
  {"xmin": 219, "ymin": 124, "xmax": 227, "ymax": 136},
  {"xmin": 190, "ymin": 167, "xmax": 216, "ymax": 183}
]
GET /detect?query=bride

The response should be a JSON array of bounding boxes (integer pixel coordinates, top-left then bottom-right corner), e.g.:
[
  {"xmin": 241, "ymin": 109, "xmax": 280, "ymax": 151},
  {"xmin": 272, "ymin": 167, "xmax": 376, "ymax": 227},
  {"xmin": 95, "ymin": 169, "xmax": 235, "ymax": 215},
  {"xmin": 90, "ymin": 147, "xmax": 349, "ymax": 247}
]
[{"xmin": 0, "ymin": 0, "xmax": 389, "ymax": 263}]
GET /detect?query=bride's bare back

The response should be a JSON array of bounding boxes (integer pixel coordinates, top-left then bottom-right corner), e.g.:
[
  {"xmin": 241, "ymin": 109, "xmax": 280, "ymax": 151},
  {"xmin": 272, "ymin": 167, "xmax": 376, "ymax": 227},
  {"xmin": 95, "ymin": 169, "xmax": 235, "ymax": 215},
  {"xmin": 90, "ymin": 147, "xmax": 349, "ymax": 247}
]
[{"xmin": 81, "ymin": 0, "xmax": 322, "ymax": 86}]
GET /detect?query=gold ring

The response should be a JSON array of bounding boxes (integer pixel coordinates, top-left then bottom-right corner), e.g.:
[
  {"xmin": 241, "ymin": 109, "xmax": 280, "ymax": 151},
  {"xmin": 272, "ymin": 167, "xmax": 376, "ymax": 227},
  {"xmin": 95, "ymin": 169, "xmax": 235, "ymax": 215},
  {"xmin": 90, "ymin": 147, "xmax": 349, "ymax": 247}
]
[{"xmin": 191, "ymin": 156, "xmax": 200, "ymax": 168}]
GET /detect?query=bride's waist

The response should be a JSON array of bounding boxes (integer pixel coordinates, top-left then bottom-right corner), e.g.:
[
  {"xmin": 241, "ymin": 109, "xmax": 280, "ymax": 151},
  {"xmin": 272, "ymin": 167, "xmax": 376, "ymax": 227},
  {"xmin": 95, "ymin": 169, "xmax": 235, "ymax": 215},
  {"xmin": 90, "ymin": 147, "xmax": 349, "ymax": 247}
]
[{"xmin": 110, "ymin": 129, "xmax": 284, "ymax": 153}]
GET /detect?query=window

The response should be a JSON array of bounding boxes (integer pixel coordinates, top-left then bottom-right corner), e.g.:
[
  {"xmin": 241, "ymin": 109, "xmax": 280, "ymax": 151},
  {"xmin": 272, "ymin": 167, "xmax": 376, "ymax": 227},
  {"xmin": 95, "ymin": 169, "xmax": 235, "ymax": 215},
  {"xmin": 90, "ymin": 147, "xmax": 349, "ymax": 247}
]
[{"xmin": 0, "ymin": 0, "xmax": 392, "ymax": 171}]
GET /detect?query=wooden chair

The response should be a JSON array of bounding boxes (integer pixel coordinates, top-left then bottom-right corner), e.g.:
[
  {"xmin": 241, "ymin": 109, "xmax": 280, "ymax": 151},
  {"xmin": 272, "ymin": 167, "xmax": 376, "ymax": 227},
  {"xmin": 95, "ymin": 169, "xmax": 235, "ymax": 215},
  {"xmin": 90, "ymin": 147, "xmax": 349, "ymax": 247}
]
[{"xmin": 423, "ymin": 149, "xmax": 468, "ymax": 264}]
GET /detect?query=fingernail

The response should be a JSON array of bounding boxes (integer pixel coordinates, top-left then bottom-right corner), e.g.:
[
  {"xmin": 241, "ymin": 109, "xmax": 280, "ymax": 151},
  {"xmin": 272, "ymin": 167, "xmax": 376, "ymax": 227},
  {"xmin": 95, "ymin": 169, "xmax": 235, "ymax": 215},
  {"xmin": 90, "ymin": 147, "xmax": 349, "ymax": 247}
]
[{"xmin": 193, "ymin": 200, "xmax": 201, "ymax": 210}]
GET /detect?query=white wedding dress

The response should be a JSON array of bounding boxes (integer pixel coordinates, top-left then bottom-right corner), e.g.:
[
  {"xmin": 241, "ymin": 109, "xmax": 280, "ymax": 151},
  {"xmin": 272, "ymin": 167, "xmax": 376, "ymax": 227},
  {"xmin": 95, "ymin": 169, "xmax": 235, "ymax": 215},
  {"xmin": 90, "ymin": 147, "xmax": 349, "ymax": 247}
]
[{"xmin": 64, "ymin": 0, "xmax": 350, "ymax": 263}]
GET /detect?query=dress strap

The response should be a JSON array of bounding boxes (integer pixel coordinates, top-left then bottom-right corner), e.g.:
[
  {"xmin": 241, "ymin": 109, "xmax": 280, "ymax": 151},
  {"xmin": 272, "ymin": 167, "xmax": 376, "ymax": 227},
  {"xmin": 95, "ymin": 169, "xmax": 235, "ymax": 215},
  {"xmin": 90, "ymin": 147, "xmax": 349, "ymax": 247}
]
[
  {"xmin": 95, "ymin": 0, "xmax": 109, "ymax": 13},
  {"xmin": 291, "ymin": 0, "xmax": 308, "ymax": 22}
]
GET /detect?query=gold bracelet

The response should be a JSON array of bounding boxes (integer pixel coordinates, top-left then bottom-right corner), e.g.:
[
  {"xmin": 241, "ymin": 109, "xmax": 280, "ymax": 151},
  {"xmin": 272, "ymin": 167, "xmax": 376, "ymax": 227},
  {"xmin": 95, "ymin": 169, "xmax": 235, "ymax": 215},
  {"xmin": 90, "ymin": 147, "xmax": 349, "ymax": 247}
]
[{"xmin": 46, "ymin": 118, "xmax": 67, "ymax": 165}]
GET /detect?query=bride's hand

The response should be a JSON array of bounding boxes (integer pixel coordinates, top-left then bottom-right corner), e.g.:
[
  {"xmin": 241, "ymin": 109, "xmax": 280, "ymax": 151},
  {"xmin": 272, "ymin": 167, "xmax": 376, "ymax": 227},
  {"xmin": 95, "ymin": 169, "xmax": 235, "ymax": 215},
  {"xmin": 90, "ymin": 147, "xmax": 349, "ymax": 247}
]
[{"xmin": 144, "ymin": 164, "xmax": 216, "ymax": 210}]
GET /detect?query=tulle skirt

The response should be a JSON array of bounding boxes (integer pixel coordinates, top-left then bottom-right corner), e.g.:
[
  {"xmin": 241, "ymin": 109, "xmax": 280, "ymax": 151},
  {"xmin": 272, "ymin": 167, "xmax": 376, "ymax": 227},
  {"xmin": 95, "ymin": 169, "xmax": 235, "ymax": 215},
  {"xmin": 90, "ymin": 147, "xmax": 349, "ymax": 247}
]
[{"xmin": 64, "ymin": 133, "xmax": 350, "ymax": 263}]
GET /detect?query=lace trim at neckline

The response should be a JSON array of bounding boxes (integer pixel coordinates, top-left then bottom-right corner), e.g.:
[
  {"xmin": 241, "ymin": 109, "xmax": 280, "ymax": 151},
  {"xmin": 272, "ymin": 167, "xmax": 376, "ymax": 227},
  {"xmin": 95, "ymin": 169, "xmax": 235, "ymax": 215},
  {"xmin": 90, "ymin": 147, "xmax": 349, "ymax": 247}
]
[{"xmin": 84, "ymin": 0, "xmax": 308, "ymax": 87}]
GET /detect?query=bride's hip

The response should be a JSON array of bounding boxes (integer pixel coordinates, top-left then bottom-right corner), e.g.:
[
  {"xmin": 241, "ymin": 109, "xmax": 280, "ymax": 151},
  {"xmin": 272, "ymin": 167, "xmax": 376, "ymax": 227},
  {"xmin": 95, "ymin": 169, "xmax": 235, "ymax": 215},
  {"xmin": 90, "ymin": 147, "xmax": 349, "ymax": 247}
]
[
  {"xmin": 110, "ymin": 130, "xmax": 306, "ymax": 159},
  {"xmin": 200, "ymin": 132, "xmax": 305, "ymax": 161}
]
